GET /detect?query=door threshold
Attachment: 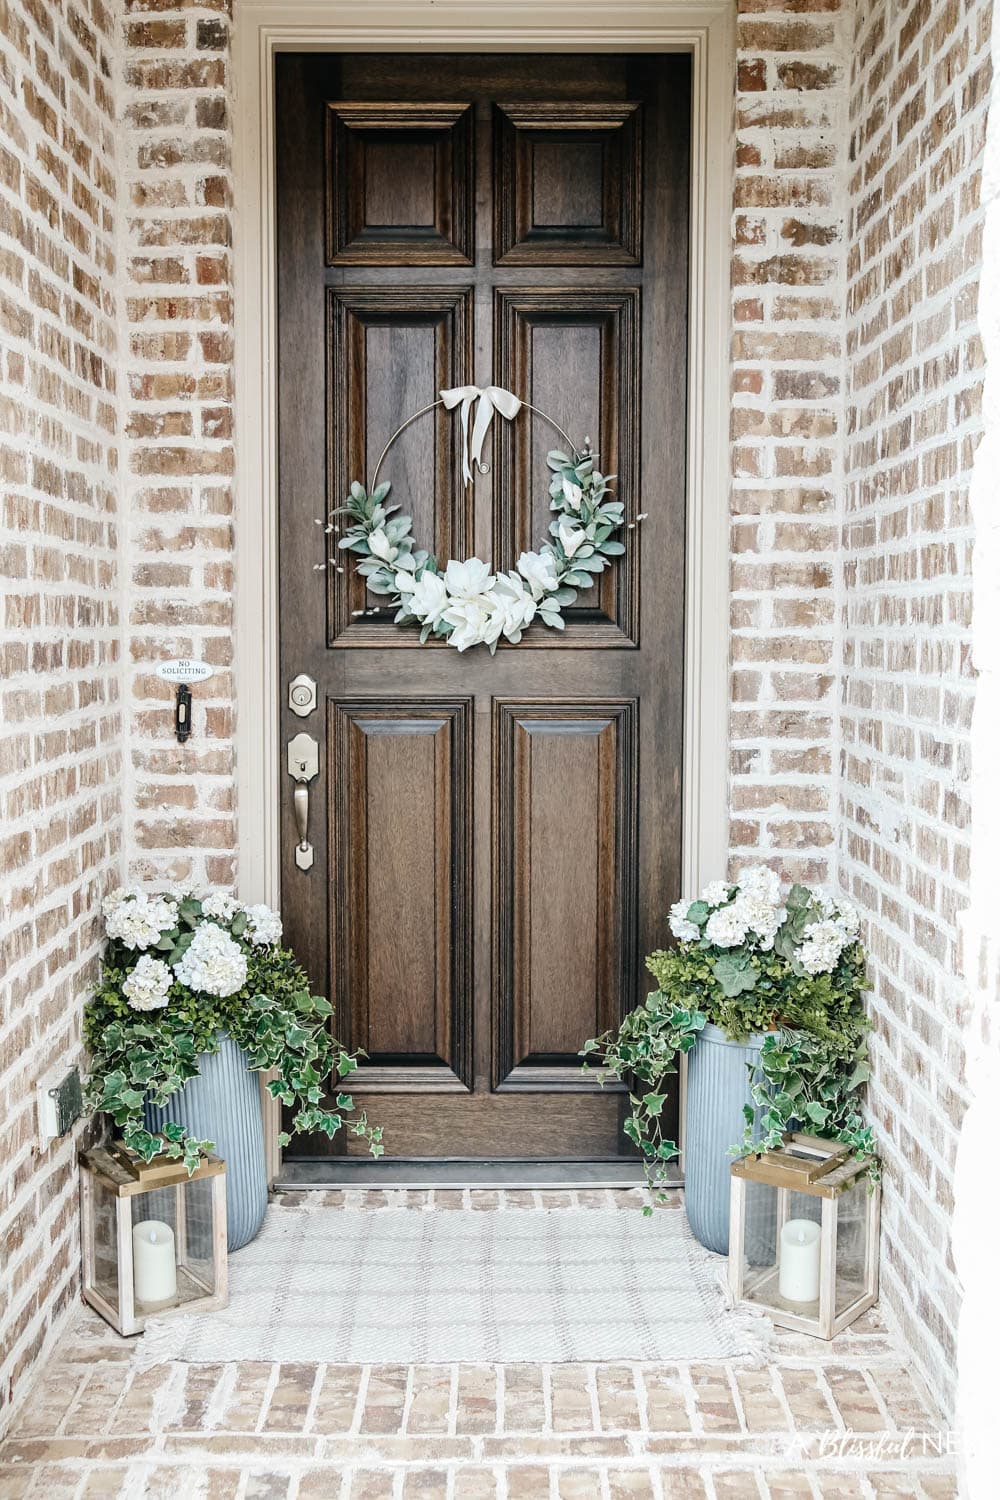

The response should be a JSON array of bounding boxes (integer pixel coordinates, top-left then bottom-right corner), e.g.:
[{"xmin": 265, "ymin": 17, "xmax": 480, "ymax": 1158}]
[{"xmin": 276, "ymin": 1157, "xmax": 682, "ymax": 1190}]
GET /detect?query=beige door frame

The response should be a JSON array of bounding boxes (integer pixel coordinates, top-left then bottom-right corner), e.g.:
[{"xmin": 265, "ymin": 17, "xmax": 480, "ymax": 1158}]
[{"xmin": 232, "ymin": 0, "xmax": 735, "ymax": 1179}]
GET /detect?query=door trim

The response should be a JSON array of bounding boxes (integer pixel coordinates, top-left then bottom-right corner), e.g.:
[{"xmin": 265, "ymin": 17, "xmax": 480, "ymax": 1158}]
[{"xmin": 233, "ymin": 0, "xmax": 734, "ymax": 1180}]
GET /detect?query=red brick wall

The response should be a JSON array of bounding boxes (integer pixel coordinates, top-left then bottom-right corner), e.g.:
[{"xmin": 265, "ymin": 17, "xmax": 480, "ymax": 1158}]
[
  {"xmin": 0, "ymin": 0, "xmax": 121, "ymax": 1424},
  {"xmin": 840, "ymin": 0, "xmax": 991, "ymax": 1419}
]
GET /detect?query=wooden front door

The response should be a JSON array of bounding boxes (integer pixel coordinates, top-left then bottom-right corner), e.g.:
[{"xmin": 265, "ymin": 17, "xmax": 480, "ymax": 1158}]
[{"xmin": 275, "ymin": 51, "xmax": 690, "ymax": 1164}]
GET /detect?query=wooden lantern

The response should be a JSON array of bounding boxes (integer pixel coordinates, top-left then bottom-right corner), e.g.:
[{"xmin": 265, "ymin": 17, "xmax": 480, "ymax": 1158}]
[
  {"xmin": 727, "ymin": 1133, "xmax": 880, "ymax": 1339},
  {"xmin": 80, "ymin": 1145, "xmax": 228, "ymax": 1336}
]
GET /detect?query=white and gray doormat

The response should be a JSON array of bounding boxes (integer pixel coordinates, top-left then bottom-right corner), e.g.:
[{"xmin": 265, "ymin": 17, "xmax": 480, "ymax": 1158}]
[{"xmin": 141, "ymin": 1207, "xmax": 769, "ymax": 1365}]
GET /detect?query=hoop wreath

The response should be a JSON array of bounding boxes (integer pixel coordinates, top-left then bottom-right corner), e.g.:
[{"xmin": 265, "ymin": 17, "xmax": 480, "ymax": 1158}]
[{"xmin": 315, "ymin": 384, "xmax": 645, "ymax": 653}]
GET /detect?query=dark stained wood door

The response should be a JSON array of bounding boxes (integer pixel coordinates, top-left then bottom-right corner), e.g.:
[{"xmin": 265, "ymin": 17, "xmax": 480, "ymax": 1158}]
[{"xmin": 276, "ymin": 52, "xmax": 690, "ymax": 1162}]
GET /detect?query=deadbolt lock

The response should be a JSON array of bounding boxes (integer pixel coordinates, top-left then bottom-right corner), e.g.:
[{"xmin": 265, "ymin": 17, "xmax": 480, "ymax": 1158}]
[{"xmin": 288, "ymin": 673, "xmax": 317, "ymax": 717}]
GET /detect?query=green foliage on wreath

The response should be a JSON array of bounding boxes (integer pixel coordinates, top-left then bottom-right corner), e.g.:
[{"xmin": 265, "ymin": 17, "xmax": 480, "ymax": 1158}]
[
  {"xmin": 84, "ymin": 899, "xmax": 383, "ymax": 1173},
  {"xmin": 329, "ymin": 446, "xmax": 629, "ymax": 649}
]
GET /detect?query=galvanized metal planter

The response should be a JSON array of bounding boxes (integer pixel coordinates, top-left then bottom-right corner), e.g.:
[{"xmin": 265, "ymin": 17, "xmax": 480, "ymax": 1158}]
[
  {"xmin": 684, "ymin": 1022, "xmax": 770, "ymax": 1254},
  {"xmin": 144, "ymin": 1032, "xmax": 268, "ymax": 1251}
]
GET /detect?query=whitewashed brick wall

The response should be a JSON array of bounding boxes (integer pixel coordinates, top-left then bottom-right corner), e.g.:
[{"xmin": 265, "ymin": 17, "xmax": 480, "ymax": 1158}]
[
  {"xmin": 839, "ymin": 0, "xmax": 992, "ymax": 1420},
  {"xmin": 0, "ymin": 0, "xmax": 121, "ymax": 1428},
  {"xmin": 121, "ymin": 0, "xmax": 236, "ymax": 891},
  {"xmin": 730, "ymin": 1, "xmax": 852, "ymax": 885},
  {"xmin": 956, "ymin": 22, "xmax": 1000, "ymax": 1466},
  {"xmin": 1, "ymin": 0, "xmax": 994, "ymax": 1439}
]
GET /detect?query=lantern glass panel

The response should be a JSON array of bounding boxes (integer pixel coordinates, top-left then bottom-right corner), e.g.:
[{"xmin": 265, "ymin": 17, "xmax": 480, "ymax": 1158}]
[
  {"xmin": 834, "ymin": 1178, "xmax": 869, "ymax": 1316},
  {"xmin": 136, "ymin": 1176, "xmax": 219, "ymax": 1307},
  {"xmin": 90, "ymin": 1171, "xmax": 121, "ymax": 1311},
  {"xmin": 774, "ymin": 1189, "xmax": 824, "ymax": 1315}
]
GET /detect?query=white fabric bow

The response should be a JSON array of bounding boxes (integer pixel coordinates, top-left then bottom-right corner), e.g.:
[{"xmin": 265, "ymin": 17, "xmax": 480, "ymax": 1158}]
[{"xmin": 440, "ymin": 385, "xmax": 523, "ymax": 486}]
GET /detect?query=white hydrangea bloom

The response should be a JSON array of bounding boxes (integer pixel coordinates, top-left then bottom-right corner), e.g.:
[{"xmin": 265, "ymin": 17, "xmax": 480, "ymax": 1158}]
[
  {"xmin": 700, "ymin": 880, "xmax": 731, "ymax": 908},
  {"xmin": 102, "ymin": 885, "xmax": 132, "ymax": 916},
  {"xmin": 735, "ymin": 864, "xmax": 782, "ymax": 905},
  {"xmin": 145, "ymin": 895, "xmax": 178, "ymax": 930},
  {"xmin": 105, "ymin": 894, "xmax": 173, "ymax": 951},
  {"xmin": 815, "ymin": 891, "xmax": 861, "ymax": 941},
  {"xmin": 832, "ymin": 898, "xmax": 861, "ymax": 940},
  {"xmin": 732, "ymin": 893, "xmax": 787, "ymax": 951},
  {"xmin": 705, "ymin": 903, "xmax": 751, "ymax": 948},
  {"xmin": 122, "ymin": 954, "xmax": 173, "ymax": 1011},
  {"xmin": 668, "ymin": 899, "xmax": 700, "ymax": 942},
  {"xmin": 245, "ymin": 903, "xmax": 282, "ymax": 947},
  {"xmin": 202, "ymin": 891, "xmax": 241, "ymax": 922},
  {"xmin": 174, "ymin": 922, "xmax": 248, "ymax": 997},
  {"xmin": 794, "ymin": 919, "xmax": 847, "ymax": 975}
]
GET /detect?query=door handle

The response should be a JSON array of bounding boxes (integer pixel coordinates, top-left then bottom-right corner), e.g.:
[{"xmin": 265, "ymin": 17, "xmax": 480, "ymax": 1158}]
[
  {"xmin": 287, "ymin": 732, "xmax": 319, "ymax": 871},
  {"xmin": 293, "ymin": 784, "xmax": 310, "ymax": 868}
]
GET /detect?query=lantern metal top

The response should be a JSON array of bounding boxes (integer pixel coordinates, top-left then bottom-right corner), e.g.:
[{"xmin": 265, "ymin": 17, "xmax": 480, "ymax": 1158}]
[
  {"xmin": 80, "ymin": 1144, "xmax": 225, "ymax": 1198},
  {"xmin": 730, "ymin": 1133, "xmax": 873, "ymax": 1199}
]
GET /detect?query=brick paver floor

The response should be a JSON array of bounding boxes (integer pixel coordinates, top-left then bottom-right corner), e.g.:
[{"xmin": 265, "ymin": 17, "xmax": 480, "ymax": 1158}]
[{"xmin": 0, "ymin": 1191, "xmax": 957, "ymax": 1498}]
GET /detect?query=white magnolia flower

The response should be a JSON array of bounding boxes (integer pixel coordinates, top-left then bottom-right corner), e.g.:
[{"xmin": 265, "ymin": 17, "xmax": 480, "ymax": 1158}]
[
  {"xmin": 173, "ymin": 921, "xmax": 248, "ymax": 997},
  {"xmin": 105, "ymin": 893, "xmax": 175, "ymax": 951},
  {"xmin": 443, "ymin": 556, "xmax": 495, "ymax": 601},
  {"xmin": 560, "ymin": 475, "xmax": 583, "ymax": 509},
  {"xmin": 517, "ymin": 549, "xmax": 559, "ymax": 601},
  {"xmin": 732, "ymin": 892, "xmax": 787, "ymax": 951},
  {"xmin": 489, "ymin": 572, "xmax": 537, "ymax": 643},
  {"xmin": 557, "ymin": 519, "xmax": 588, "ymax": 558},
  {"xmin": 401, "ymin": 569, "xmax": 451, "ymax": 630},
  {"xmin": 705, "ymin": 903, "xmax": 751, "ymax": 949},
  {"xmin": 201, "ymin": 891, "xmax": 241, "ymax": 922},
  {"xmin": 367, "ymin": 528, "xmax": 397, "ymax": 564},
  {"xmin": 442, "ymin": 598, "xmax": 493, "ymax": 652},
  {"xmin": 123, "ymin": 954, "xmax": 173, "ymax": 1011},
  {"xmin": 245, "ymin": 903, "xmax": 282, "ymax": 946},
  {"xmin": 700, "ymin": 880, "xmax": 731, "ymax": 908},
  {"xmin": 794, "ymin": 919, "xmax": 847, "ymax": 975},
  {"xmin": 669, "ymin": 899, "xmax": 700, "ymax": 942},
  {"xmin": 736, "ymin": 864, "xmax": 782, "ymax": 905}
]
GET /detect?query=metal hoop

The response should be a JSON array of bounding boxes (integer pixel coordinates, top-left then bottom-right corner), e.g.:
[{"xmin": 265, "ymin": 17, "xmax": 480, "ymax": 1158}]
[{"xmin": 368, "ymin": 398, "xmax": 582, "ymax": 494}]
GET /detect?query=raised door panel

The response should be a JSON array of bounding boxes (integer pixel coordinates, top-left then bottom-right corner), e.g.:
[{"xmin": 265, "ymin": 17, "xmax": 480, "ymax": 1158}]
[
  {"xmin": 327, "ymin": 287, "xmax": 474, "ymax": 645},
  {"xmin": 326, "ymin": 103, "xmax": 475, "ymax": 264},
  {"xmin": 330, "ymin": 699, "xmax": 473, "ymax": 1091},
  {"xmin": 493, "ymin": 700, "xmax": 638, "ymax": 1090},
  {"xmin": 493, "ymin": 289, "xmax": 641, "ymax": 646},
  {"xmin": 493, "ymin": 102, "xmax": 643, "ymax": 265}
]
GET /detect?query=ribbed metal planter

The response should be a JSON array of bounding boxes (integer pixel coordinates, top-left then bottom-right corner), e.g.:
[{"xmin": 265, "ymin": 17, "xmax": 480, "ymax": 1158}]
[
  {"xmin": 684, "ymin": 1022, "xmax": 771, "ymax": 1255},
  {"xmin": 144, "ymin": 1032, "xmax": 268, "ymax": 1251}
]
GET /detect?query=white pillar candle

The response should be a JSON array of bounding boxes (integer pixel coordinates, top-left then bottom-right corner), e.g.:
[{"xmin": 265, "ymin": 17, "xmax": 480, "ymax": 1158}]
[
  {"xmin": 778, "ymin": 1217, "xmax": 821, "ymax": 1303},
  {"xmin": 132, "ymin": 1219, "xmax": 177, "ymax": 1307}
]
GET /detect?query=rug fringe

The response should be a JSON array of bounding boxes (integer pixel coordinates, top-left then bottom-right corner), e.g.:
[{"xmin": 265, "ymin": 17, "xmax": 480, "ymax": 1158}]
[
  {"xmin": 684, "ymin": 1232, "xmax": 777, "ymax": 1368},
  {"xmin": 135, "ymin": 1312, "xmax": 197, "ymax": 1370}
]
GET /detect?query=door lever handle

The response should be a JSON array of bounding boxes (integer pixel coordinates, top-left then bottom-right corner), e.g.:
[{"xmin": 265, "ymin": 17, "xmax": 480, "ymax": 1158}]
[
  {"xmin": 287, "ymin": 732, "xmax": 319, "ymax": 872},
  {"xmin": 293, "ymin": 786, "xmax": 308, "ymax": 858}
]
